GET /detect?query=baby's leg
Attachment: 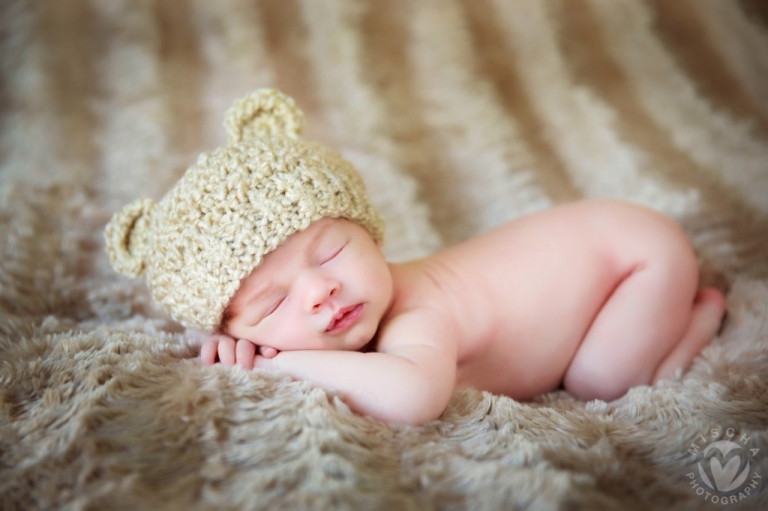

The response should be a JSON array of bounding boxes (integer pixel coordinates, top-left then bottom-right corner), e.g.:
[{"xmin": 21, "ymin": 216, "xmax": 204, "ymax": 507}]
[{"xmin": 563, "ymin": 254, "xmax": 724, "ymax": 402}]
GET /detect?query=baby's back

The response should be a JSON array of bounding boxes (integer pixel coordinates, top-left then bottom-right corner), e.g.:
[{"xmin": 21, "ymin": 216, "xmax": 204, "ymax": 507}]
[{"xmin": 408, "ymin": 200, "xmax": 688, "ymax": 399}]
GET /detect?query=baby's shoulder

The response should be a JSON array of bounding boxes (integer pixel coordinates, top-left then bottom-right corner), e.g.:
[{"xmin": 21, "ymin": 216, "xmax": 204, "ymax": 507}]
[{"xmin": 376, "ymin": 305, "xmax": 458, "ymax": 353}]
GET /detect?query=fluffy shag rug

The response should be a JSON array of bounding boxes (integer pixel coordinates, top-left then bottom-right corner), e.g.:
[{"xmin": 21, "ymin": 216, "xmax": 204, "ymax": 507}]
[{"xmin": 2, "ymin": 1, "xmax": 768, "ymax": 509}]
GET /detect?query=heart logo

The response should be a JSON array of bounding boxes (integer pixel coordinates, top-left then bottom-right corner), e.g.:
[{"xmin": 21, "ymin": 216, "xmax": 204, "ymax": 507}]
[{"xmin": 698, "ymin": 441, "xmax": 751, "ymax": 492}]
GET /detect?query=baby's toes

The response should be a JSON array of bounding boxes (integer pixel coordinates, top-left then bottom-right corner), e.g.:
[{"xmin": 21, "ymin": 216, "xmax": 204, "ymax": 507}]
[
  {"xmin": 694, "ymin": 287, "xmax": 727, "ymax": 331},
  {"xmin": 695, "ymin": 287, "xmax": 726, "ymax": 313}
]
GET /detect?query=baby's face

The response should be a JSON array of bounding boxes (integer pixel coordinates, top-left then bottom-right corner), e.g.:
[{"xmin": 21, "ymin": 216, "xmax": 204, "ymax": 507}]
[{"xmin": 225, "ymin": 217, "xmax": 393, "ymax": 352}]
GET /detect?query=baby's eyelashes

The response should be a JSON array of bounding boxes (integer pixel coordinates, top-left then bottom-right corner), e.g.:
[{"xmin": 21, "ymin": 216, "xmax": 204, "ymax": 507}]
[
  {"xmin": 247, "ymin": 295, "xmax": 285, "ymax": 326},
  {"xmin": 319, "ymin": 241, "xmax": 348, "ymax": 265},
  {"xmin": 263, "ymin": 296, "xmax": 285, "ymax": 318}
]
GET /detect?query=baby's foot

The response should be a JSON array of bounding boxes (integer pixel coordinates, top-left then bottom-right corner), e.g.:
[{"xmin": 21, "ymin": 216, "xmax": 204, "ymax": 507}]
[
  {"xmin": 694, "ymin": 287, "xmax": 727, "ymax": 334},
  {"xmin": 652, "ymin": 287, "xmax": 726, "ymax": 382}
]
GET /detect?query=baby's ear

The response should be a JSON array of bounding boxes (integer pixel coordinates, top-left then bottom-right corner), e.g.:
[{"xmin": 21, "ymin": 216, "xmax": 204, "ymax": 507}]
[{"xmin": 224, "ymin": 88, "xmax": 304, "ymax": 144}]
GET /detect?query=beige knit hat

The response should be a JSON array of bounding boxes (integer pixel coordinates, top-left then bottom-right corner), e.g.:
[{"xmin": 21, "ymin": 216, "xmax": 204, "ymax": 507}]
[{"xmin": 104, "ymin": 88, "xmax": 384, "ymax": 331}]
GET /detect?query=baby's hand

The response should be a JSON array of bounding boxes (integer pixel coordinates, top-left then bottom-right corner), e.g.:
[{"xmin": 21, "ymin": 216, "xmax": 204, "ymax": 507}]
[
  {"xmin": 200, "ymin": 334, "xmax": 279, "ymax": 370},
  {"xmin": 259, "ymin": 346, "xmax": 279, "ymax": 358}
]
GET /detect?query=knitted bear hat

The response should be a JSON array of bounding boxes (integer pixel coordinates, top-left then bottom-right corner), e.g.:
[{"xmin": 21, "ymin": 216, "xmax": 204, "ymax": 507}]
[{"xmin": 104, "ymin": 89, "xmax": 385, "ymax": 331}]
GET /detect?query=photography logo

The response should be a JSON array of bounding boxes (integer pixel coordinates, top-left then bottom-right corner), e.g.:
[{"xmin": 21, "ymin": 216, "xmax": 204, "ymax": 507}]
[{"xmin": 687, "ymin": 428, "xmax": 762, "ymax": 505}]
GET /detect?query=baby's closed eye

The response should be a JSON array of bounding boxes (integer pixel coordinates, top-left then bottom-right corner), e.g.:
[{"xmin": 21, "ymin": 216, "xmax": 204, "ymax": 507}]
[
  {"xmin": 319, "ymin": 240, "xmax": 348, "ymax": 265},
  {"xmin": 268, "ymin": 296, "xmax": 285, "ymax": 312},
  {"xmin": 245, "ymin": 295, "xmax": 286, "ymax": 326},
  {"xmin": 261, "ymin": 296, "xmax": 285, "ymax": 320}
]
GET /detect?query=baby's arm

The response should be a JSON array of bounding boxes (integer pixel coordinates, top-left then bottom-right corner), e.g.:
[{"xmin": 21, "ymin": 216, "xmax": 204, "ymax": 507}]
[
  {"xmin": 210, "ymin": 310, "xmax": 458, "ymax": 425},
  {"xmin": 262, "ymin": 346, "xmax": 454, "ymax": 425}
]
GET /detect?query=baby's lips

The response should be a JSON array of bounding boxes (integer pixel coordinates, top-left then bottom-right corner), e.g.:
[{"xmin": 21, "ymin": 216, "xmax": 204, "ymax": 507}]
[
  {"xmin": 325, "ymin": 315, "xmax": 338, "ymax": 333},
  {"xmin": 326, "ymin": 304, "xmax": 352, "ymax": 332},
  {"xmin": 325, "ymin": 303, "xmax": 363, "ymax": 333}
]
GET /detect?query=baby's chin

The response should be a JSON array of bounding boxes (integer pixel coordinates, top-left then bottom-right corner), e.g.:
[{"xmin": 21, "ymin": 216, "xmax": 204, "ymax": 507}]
[
  {"xmin": 343, "ymin": 330, "xmax": 377, "ymax": 352},
  {"xmin": 264, "ymin": 336, "xmax": 371, "ymax": 353},
  {"xmin": 258, "ymin": 327, "xmax": 376, "ymax": 353}
]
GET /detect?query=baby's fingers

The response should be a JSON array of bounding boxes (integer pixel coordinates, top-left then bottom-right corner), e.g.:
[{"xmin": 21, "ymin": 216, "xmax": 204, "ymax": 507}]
[
  {"xmin": 259, "ymin": 346, "xmax": 278, "ymax": 359},
  {"xmin": 217, "ymin": 336, "xmax": 236, "ymax": 366},
  {"xmin": 236, "ymin": 339, "xmax": 257, "ymax": 370},
  {"xmin": 200, "ymin": 339, "xmax": 219, "ymax": 366}
]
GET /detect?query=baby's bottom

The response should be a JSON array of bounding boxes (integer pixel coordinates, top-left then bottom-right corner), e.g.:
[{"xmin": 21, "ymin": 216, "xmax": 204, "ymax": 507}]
[{"xmin": 563, "ymin": 261, "xmax": 726, "ymax": 402}]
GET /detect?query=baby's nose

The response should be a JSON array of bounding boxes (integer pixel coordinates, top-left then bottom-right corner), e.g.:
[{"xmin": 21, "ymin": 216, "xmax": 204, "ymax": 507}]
[{"xmin": 306, "ymin": 277, "xmax": 340, "ymax": 313}]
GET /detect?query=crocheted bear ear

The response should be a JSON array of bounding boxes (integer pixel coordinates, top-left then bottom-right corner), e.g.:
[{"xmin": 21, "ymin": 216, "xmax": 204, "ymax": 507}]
[
  {"xmin": 103, "ymin": 197, "xmax": 156, "ymax": 278},
  {"xmin": 224, "ymin": 88, "xmax": 305, "ymax": 144}
]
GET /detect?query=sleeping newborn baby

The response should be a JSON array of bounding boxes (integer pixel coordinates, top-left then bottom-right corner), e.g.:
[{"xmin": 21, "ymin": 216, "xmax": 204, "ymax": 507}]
[
  {"xmin": 104, "ymin": 89, "xmax": 725, "ymax": 426},
  {"xmin": 202, "ymin": 204, "xmax": 725, "ymax": 425}
]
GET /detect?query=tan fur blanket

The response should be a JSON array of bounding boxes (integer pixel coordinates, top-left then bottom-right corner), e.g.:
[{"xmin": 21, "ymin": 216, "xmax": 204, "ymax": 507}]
[{"xmin": 2, "ymin": 1, "xmax": 768, "ymax": 509}]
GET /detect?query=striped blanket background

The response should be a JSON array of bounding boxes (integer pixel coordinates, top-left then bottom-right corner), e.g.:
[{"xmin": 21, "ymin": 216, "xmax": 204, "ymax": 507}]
[{"xmin": 2, "ymin": 1, "xmax": 767, "ymax": 509}]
